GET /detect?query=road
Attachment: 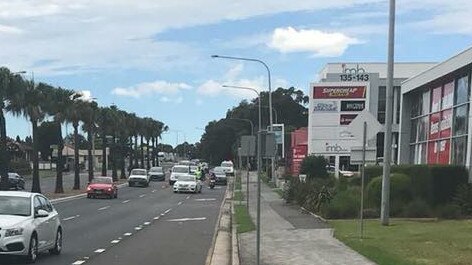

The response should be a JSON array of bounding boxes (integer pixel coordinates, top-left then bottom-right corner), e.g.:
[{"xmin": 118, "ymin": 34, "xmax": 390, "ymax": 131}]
[{"xmin": 1, "ymin": 177, "xmax": 226, "ymax": 265}]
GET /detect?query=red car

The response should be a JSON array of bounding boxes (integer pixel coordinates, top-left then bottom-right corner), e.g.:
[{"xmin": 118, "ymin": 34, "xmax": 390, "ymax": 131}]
[{"xmin": 86, "ymin": 177, "xmax": 118, "ymax": 199}]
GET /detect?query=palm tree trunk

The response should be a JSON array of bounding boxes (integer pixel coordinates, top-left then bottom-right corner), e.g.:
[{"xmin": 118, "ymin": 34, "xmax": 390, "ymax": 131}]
[
  {"xmin": 128, "ymin": 136, "xmax": 133, "ymax": 172},
  {"xmin": 73, "ymin": 122, "xmax": 80, "ymax": 190},
  {"xmin": 146, "ymin": 138, "xmax": 150, "ymax": 170},
  {"xmin": 155, "ymin": 135, "xmax": 159, "ymax": 167},
  {"xmin": 31, "ymin": 119, "xmax": 41, "ymax": 193},
  {"xmin": 87, "ymin": 127, "xmax": 93, "ymax": 182},
  {"xmin": 111, "ymin": 135, "xmax": 118, "ymax": 181},
  {"xmin": 101, "ymin": 133, "xmax": 107, "ymax": 176},
  {"xmin": 140, "ymin": 135, "xmax": 144, "ymax": 168},
  {"xmin": 120, "ymin": 142, "xmax": 126, "ymax": 179},
  {"xmin": 55, "ymin": 123, "xmax": 64, "ymax": 193},
  {"xmin": 134, "ymin": 135, "xmax": 138, "ymax": 167},
  {"xmin": 0, "ymin": 110, "xmax": 10, "ymax": 190},
  {"xmin": 151, "ymin": 136, "xmax": 155, "ymax": 167}
]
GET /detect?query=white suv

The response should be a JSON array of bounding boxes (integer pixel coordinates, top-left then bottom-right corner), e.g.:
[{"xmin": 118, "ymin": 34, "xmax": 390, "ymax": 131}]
[
  {"xmin": 128, "ymin": 169, "xmax": 150, "ymax": 187},
  {"xmin": 0, "ymin": 191, "xmax": 63, "ymax": 263},
  {"xmin": 170, "ymin": 165, "xmax": 190, "ymax": 186},
  {"xmin": 221, "ymin": 161, "xmax": 234, "ymax": 176}
]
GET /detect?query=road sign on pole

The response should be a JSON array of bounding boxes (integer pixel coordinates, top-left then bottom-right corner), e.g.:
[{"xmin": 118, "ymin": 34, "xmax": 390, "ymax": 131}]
[
  {"xmin": 347, "ymin": 110, "xmax": 383, "ymax": 143},
  {"xmin": 240, "ymin": 135, "xmax": 256, "ymax": 157}
]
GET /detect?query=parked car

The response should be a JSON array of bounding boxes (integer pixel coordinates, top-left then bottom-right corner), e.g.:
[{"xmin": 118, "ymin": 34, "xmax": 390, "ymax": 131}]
[
  {"xmin": 149, "ymin": 167, "xmax": 165, "ymax": 181},
  {"xmin": 173, "ymin": 175, "xmax": 202, "ymax": 193},
  {"xmin": 169, "ymin": 165, "xmax": 190, "ymax": 186},
  {"xmin": 128, "ymin": 169, "xmax": 150, "ymax": 187},
  {"xmin": 220, "ymin": 161, "xmax": 234, "ymax": 176},
  {"xmin": 213, "ymin": 166, "xmax": 227, "ymax": 185},
  {"xmin": 8, "ymin": 173, "xmax": 25, "ymax": 190},
  {"xmin": 86, "ymin": 177, "xmax": 117, "ymax": 199},
  {"xmin": 0, "ymin": 191, "xmax": 63, "ymax": 263}
]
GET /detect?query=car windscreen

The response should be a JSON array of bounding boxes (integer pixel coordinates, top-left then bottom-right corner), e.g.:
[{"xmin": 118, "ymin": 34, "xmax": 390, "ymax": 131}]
[
  {"xmin": 179, "ymin": 176, "xmax": 195, "ymax": 182},
  {"xmin": 91, "ymin": 177, "xmax": 113, "ymax": 184},
  {"xmin": 0, "ymin": 196, "xmax": 31, "ymax": 216},
  {"xmin": 221, "ymin": 162, "xmax": 233, "ymax": 167},
  {"xmin": 173, "ymin": 167, "xmax": 189, "ymax": 173},
  {"xmin": 150, "ymin": 167, "xmax": 163, "ymax": 173},
  {"xmin": 214, "ymin": 167, "xmax": 225, "ymax": 173},
  {"xmin": 131, "ymin": 169, "xmax": 146, "ymax": 175}
]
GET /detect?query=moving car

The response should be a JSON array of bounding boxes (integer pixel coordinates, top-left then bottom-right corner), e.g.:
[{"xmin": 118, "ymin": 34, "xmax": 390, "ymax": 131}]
[
  {"xmin": 169, "ymin": 165, "xmax": 190, "ymax": 186},
  {"xmin": 0, "ymin": 191, "xmax": 62, "ymax": 263},
  {"xmin": 221, "ymin": 161, "xmax": 234, "ymax": 176},
  {"xmin": 86, "ymin": 177, "xmax": 118, "ymax": 199},
  {"xmin": 173, "ymin": 175, "xmax": 202, "ymax": 193},
  {"xmin": 8, "ymin": 173, "xmax": 25, "ymax": 190},
  {"xmin": 189, "ymin": 165, "xmax": 198, "ymax": 175},
  {"xmin": 213, "ymin": 166, "xmax": 227, "ymax": 185},
  {"xmin": 149, "ymin": 167, "xmax": 165, "ymax": 181},
  {"xmin": 128, "ymin": 169, "xmax": 150, "ymax": 187}
]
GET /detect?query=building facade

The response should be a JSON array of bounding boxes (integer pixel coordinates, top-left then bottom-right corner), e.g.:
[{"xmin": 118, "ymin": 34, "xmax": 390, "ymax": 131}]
[
  {"xmin": 399, "ymin": 47, "xmax": 472, "ymax": 180},
  {"xmin": 309, "ymin": 63, "xmax": 436, "ymax": 176}
]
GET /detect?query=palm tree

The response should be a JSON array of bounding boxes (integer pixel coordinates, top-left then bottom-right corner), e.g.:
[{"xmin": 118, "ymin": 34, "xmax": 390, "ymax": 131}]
[
  {"xmin": 41, "ymin": 86, "xmax": 75, "ymax": 193},
  {"xmin": 7, "ymin": 81, "xmax": 47, "ymax": 193},
  {"xmin": 81, "ymin": 101, "xmax": 98, "ymax": 182}
]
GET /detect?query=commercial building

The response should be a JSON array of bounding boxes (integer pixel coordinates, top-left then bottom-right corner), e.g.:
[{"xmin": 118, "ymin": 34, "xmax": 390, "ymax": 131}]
[
  {"xmin": 309, "ymin": 62, "xmax": 436, "ymax": 176},
  {"xmin": 399, "ymin": 47, "xmax": 472, "ymax": 180}
]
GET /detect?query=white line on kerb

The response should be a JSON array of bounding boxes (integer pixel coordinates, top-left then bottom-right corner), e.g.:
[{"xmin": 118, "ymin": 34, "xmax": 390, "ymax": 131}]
[
  {"xmin": 94, "ymin": 249, "xmax": 106, "ymax": 253},
  {"xmin": 164, "ymin": 208, "xmax": 171, "ymax": 214},
  {"xmin": 63, "ymin": 215, "xmax": 80, "ymax": 221},
  {"xmin": 195, "ymin": 198, "xmax": 216, "ymax": 201},
  {"xmin": 122, "ymin": 200, "xmax": 130, "ymax": 204},
  {"xmin": 98, "ymin": 206, "xmax": 110, "ymax": 211},
  {"xmin": 72, "ymin": 261, "xmax": 86, "ymax": 265},
  {"xmin": 139, "ymin": 194, "xmax": 146, "ymax": 198},
  {"xmin": 111, "ymin": 240, "xmax": 120, "ymax": 244},
  {"xmin": 124, "ymin": 232, "xmax": 132, "ymax": 236},
  {"xmin": 134, "ymin": 226, "xmax": 142, "ymax": 231},
  {"xmin": 154, "ymin": 216, "xmax": 160, "ymax": 220},
  {"xmin": 143, "ymin": 222, "xmax": 151, "ymax": 225}
]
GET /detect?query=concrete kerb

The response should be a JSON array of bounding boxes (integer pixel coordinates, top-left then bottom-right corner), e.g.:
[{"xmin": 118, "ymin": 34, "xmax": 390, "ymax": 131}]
[
  {"xmin": 206, "ymin": 177, "xmax": 233, "ymax": 265},
  {"xmin": 231, "ymin": 201, "xmax": 240, "ymax": 265},
  {"xmin": 50, "ymin": 182, "xmax": 129, "ymax": 204},
  {"xmin": 300, "ymin": 206, "xmax": 328, "ymax": 223}
]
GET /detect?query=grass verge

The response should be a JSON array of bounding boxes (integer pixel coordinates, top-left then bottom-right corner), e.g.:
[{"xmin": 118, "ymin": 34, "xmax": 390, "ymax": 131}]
[
  {"xmin": 234, "ymin": 205, "xmax": 256, "ymax": 233},
  {"xmin": 330, "ymin": 219, "xmax": 472, "ymax": 265},
  {"xmin": 234, "ymin": 190, "xmax": 244, "ymax": 202},
  {"xmin": 235, "ymin": 173, "xmax": 242, "ymax": 190},
  {"xmin": 272, "ymin": 188, "xmax": 283, "ymax": 198}
]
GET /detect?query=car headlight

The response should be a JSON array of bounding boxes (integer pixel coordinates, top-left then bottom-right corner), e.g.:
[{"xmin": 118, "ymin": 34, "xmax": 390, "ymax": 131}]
[{"xmin": 5, "ymin": 228, "xmax": 24, "ymax": 237}]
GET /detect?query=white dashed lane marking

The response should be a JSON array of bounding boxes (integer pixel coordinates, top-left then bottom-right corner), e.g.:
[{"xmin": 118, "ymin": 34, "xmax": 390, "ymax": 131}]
[
  {"xmin": 72, "ymin": 261, "xmax": 86, "ymax": 265},
  {"xmin": 178, "ymin": 201, "xmax": 183, "ymax": 205},
  {"xmin": 98, "ymin": 206, "xmax": 110, "ymax": 211},
  {"xmin": 186, "ymin": 195, "xmax": 190, "ymax": 199},
  {"xmin": 94, "ymin": 249, "xmax": 106, "ymax": 253},
  {"xmin": 143, "ymin": 222, "xmax": 151, "ymax": 225},
  {"xmin": 139, "ymin": 194, "xmax": 146, "ymax": 198},
  {"xmin": 124, "ymin": 232, "xmax": 132, "ymax": 236},
  {"xmin": 111, "ymin": 240, "xmax": 120, "ymax": 244},
  {"xmin": 167, "ymin": 217, "xmax": 207, "ymax": 222},
  {"xmin": 63, "ymin": 215, "xmax": 80, "ymax": 221},
  {"xmin": 195, "ymin": 198, "xmax": 216, "ymax": 201},
  {"xmin": 164, "ymin": 208, "xmax": 172, "ymax": 214},
  {"xmin": 154, "ymin": 216, "xmax": 160, "ymax": 220},
  {"xmin": 122, "ymin": 200, "xmax": 130, "ymax": 204},
  {"xmin": 135, "ymin": 226, "xmax": 142, "ymax": 231}
]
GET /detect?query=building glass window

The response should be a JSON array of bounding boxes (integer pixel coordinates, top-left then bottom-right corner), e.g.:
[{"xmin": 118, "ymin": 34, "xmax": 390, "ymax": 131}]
[
  {"xmin": 452, "ymin": 136, "xmax": 467, "ymax": 165},
  {"xmin": 422, "ymin": 90, "xmax": 430, "ymax": 115},
  {"xmin": 377, "ymin": 132, "xmax": 384, "ymax": 158},
  {"xmin": 410, "ymin": 119, "xmax": 418, "ymax": 143},
  {"xmin": 453, "ymin": 104, "xmax": 469, "ymax": 136},
  {"xmin": 455, "ymin": 76, "xmax": 469, "ymax": 105},
  {"xmin": 418, "ymin": 116, "xmax": 428, "ymax": 142},
  {"xmin": 411, "ymin": 92, "xmax": 421, "ymax": 118}
]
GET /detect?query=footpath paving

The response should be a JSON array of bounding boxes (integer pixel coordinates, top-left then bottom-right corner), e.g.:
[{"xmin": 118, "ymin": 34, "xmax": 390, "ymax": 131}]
[{"xmin": 238, "ymin": 172, "xmax": 375, "ymax": 265}]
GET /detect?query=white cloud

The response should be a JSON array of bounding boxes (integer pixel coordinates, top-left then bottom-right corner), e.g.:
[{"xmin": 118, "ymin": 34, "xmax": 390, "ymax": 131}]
[
  {"xmin": 112, "ymin": 80, "xmax": 191, "ymax": 98},
  {"xmin": 269, "ymin": 27, "xmax": 359, "ymax": 57},
  {"xmin": 160, "ymin": 96, "xmax": 183, "ymax": 104},
  {"xmin": 0, "ymin": 24, "xmax": 23, "ymax": 34}
]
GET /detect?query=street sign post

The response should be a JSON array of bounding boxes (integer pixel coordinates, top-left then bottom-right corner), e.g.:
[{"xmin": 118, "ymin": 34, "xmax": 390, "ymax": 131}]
[{"xmin": 347, "ymin": 110, "xmax": 383, "ymax": 239}]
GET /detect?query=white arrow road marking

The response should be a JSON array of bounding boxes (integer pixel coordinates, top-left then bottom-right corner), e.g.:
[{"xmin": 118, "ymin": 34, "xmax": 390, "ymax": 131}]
[
  {"xmin": 139, "ymin": 194, "xmax": 146, "ymax": 198},
  {"xmin": 94, "ymin": 249, "xmax": 105, "ymax": 253},
  {"xmin": 122, "ymin": 200, "xmax": 130, "ymax": 204},
  {"xmin": 98, "ymin": 206, "xmax": 110, "ymax": 211},
  {"xmin": 63, "ymin": 215, "xmax": 80, "ymax": 221},
  {"xmin": 72, "ymin": 261, "xmax": 86, "ymax": 265},
  {"xmin": 124, "ymin": 232, "xmax": 132, "ymax": 236},
  {"xmin": 111, "ymin": 240, "xmax": 120, "ymax": 244},
  {"xmin": 195, "ymin": 198, "xmax": 216, "ymax": 201},
  {"xmin": 167, "ymin": 217, "xmax": 207, "ymax": 222}
]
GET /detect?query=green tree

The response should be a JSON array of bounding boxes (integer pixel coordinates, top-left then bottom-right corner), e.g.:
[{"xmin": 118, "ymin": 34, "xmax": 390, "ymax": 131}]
[
  {"xmin": 300, "ymin": 155, "xmax": 329, "ymax": 180},
  {"xmin": 37, "ymin": 121, "xmax": 61, "ymax": 161}
]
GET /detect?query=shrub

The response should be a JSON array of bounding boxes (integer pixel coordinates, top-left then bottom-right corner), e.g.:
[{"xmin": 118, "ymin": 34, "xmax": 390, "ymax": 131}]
[
  {"xmin": 321, "ymin": 187, "xmax": 360, "ymax": 219},
  {"xmin": 366, "ymin": 173, "xmax": 412, "ymax": 216},
  {"xmin": 363, "ymin": 208, "xmax": 380, "ymax": 218},
  {"xmin": 436, "ymin": 204, "xmax": 462, "ymax": 219},
  {"xmin": 430, "ymin": 166, "xmax": 469, "ymax": 206},
  {"xmin": 402, "ymin": 198, "xmax": 432, "ymax": 218},
  {"xmin": 9, "ymin": 159, "xmax": 32, "ymax": 175},
  {"xmin": 453, "ymin": 184, "xmax": 472, "ymax": 216},
  {"xmin": 300, "ymin": 155, "xmax": 328, "ymax": 180},
  {"xmin": 364, "ymin": 166, "xmax": 383, "ymax": 184}
]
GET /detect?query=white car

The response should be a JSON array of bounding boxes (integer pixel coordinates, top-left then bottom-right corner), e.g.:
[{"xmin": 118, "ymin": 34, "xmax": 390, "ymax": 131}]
[
  {"xmin": 173, "ymin": 175, "xmax": 202, "ymax": 193},
  {"xmin": 0, "ymin": 191, "xmax": 62, "ymax": 263},
  {"xmin": 128, "ymin": 169, "xmax": 150, "ymax": 187},
  {"xmin": 221, "ymin": 161, "xmax": 234, "ymax": 176},
  {"xmin": 169, "ymin": 165, "xmax": 190, "ymax": 186}
]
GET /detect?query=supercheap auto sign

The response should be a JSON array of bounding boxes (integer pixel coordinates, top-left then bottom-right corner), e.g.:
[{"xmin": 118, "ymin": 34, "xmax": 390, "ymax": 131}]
[{"xmin": 313, "ymin": 86, "xmax": 366, "ymax": 99}]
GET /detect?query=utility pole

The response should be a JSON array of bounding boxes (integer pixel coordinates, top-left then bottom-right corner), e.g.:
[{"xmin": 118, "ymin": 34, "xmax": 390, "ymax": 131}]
[{"xmin": 381, "ymin": 0, "xmax": 396, "ymax": 226}]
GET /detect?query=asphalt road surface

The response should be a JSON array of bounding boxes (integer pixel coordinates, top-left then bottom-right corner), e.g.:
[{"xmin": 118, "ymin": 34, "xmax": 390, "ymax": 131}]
[{"xmin": 1, "ymin": 178, "xmax": 226, "ymax": 265}]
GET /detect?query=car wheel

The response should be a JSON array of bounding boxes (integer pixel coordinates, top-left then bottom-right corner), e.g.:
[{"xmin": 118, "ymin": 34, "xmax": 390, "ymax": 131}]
[
  {"xmin": 87, "ymin": 194, "xmax": 91, "ymax": 199},
  {"xmin": 26, "ymin": 234, "xmax": 38, "ymax": 263},
  {"xmin": 49, "ymin": 228, "xmax": 62, "ymax": 255}
]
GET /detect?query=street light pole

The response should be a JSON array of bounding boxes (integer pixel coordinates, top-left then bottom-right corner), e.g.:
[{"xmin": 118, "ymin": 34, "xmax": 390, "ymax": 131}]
[
  {"xmin": 381, "ymin": 0, "xmax": 396, "ymax": 226},
  {"xmin": 222, "ymin": 84, "xmax": 261, "ymax": 265}
]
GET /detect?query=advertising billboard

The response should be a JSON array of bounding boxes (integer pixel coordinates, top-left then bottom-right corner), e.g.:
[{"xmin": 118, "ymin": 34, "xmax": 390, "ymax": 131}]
[
  {"xmin": 313, "ymin": 86, "xmax": 366, "ymax": 99},
  {"xmin": 340, "ymin": 100, "xmax": 365, "ymax": 111}
]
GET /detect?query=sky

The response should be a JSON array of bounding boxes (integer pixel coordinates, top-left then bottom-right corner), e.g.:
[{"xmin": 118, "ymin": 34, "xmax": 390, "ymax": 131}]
[{"xmin": 1, "ymin": 0, "xmax": 471, "ymax": 146}]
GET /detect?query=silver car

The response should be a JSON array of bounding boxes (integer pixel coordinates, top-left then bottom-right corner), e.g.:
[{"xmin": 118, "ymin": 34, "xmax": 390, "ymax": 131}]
[{"xmin": 0, "ymin": 191, "xmax": 63, "ymax": 263}]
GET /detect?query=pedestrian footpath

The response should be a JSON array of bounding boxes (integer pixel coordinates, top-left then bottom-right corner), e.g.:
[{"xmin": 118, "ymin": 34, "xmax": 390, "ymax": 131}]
[{"xmin": 238, "ymin": 172, "xmax": 375, "ymax": 265}]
